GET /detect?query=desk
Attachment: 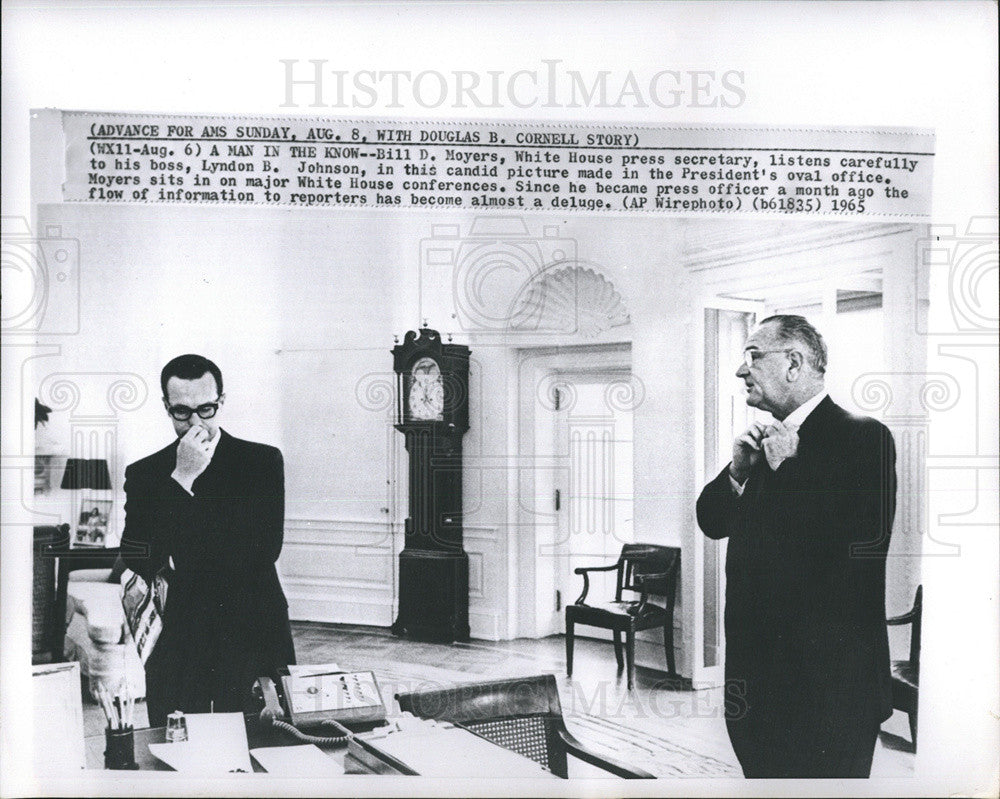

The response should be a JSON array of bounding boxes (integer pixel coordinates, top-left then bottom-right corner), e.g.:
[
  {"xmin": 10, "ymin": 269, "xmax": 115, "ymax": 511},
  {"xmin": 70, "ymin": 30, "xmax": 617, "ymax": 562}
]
[{"xmin": 84, "ymin": 715, "xmax": 374, "ymax": 773}]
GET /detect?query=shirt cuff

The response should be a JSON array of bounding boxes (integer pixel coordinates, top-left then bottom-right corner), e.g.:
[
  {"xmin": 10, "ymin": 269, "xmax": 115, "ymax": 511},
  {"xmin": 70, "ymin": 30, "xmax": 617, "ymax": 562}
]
[
  {"xmin": 171, "ymin": 470, "xmax": 195, "ymax": 495},
  {"xmin": 728, "ymin": 473, "xmax": 746, "ymax": 496}
]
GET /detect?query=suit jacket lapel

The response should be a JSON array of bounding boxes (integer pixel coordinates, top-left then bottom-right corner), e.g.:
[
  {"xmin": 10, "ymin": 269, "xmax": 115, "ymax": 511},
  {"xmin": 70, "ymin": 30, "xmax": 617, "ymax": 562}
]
[{"xmin": 792, "ymin": 395, "xmax": 836, "ymax": 460}]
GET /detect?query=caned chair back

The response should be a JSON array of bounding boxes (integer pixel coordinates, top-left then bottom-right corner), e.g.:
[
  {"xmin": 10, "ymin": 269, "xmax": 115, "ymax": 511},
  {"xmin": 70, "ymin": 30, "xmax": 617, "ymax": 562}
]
[
  {"xmin": 395, "ymin": 673, "xmax": 654, "ymax": 778},
  {"xmin": 396, "ymin": 674, "xmax": 567, "ymax": 775}
]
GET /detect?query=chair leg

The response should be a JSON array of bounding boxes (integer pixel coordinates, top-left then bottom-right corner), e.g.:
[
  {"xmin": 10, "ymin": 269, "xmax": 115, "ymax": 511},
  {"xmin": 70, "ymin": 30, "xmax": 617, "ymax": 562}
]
[
  {"xmin": 625, "ymin": 629, "xmax": 635, "ymax": 691},
  {"xmin": 664, "ymin": 618, "xmax": 676, "ymax": 676},
  {"xmin": 612, "ymin": 631, "xmax": 624, "ymax": 672},
  {"xmin": 909, "ymin": 709, "xmax": 918, "ymax": 750},
  {"xmin": 565, "ymin": 619, "xmax": 574, "ymax": 678}
]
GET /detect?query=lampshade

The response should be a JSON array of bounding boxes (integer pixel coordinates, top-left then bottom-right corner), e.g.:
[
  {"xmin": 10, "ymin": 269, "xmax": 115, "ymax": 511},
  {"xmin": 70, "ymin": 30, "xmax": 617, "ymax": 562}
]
[{"xmin": 60, "ymin": 458, "xmax": 112, "ymax": 490}]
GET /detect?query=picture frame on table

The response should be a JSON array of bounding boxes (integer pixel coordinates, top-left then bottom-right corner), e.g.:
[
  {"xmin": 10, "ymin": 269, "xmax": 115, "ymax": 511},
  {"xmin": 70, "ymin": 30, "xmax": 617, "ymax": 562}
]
[{"xmin": 74, "ymin": 498, "xmax": 112, "ymax": 548}]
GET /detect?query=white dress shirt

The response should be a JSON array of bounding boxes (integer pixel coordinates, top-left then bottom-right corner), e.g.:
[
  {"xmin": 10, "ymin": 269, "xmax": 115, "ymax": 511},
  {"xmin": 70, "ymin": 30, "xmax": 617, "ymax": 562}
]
[{"xmin": 730, "ymin": 391, "xmax": 828, "ymax": 495}]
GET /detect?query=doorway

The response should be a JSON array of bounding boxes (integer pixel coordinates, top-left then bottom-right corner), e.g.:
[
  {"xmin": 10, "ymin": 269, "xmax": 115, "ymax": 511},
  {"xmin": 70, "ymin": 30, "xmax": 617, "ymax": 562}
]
[
  {"xmin": 695, "ymin": 302, "xmax": 759, "ymax": 685},
  {"xmin": 520, "ymin": 344, "xmax": 633, "ymax": 638},
  {"xmin": 553, "ymin": 369, "xmax": 635, "ymax": 634}
]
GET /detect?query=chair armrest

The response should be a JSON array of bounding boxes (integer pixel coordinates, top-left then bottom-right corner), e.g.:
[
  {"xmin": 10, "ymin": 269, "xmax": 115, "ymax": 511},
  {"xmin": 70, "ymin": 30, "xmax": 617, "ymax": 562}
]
[
  {"xmin": 886, "ymin": 609, "xmax": 917, "ymax": 626},
  {"xmin": 557, "ymin": 726, "xmax": 655, "ymax": 779},
  {"xmin": 572, "ymin": 563, "xmax": 620, "ymax": 575},
  {"xmin": 572, "ymin": 562, "xmax": 621, "ymax": 605}
]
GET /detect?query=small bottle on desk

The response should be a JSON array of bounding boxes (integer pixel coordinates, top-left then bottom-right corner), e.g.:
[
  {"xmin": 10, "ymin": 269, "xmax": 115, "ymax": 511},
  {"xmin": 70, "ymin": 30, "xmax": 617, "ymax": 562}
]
[{"xmin": 166, "ymin": 710, "xmax": 188, "ymax": 742}]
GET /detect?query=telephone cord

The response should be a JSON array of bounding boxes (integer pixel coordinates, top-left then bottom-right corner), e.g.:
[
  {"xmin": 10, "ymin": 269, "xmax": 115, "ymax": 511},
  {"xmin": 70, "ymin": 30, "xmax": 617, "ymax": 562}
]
[{"xmin": 271, "ymin": 717, "xmax": 354, "ymax": 747}]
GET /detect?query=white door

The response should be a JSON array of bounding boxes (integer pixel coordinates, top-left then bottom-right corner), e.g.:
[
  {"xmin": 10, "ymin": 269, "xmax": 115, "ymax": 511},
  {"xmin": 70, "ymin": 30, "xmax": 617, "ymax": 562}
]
[{"xmin": 550, "ymin": 369, "xmax": 635, "ymax": 634}]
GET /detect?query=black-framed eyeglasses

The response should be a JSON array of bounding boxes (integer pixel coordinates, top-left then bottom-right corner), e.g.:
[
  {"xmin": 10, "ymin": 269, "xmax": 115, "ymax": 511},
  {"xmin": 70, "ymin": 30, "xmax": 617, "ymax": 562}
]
[
  {"xmin": 166, "ymin": 401, "xmax": 221, "ymax": 421},
  {"xmin": 741, "ymin": 349, "xmax": 792, "ymax": 369}
]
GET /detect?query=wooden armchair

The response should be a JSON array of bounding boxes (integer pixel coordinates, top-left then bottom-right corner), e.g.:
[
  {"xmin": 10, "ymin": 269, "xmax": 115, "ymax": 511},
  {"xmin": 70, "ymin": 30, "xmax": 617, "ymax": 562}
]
[
  {"xmin": 565, "ymin": 544, "xmax": 680, "ymax": 690},
  {"xmin": 395, "ymin": 673, "xmax": 654, "ymax": 778},
  {"xmin": 887, "ymin": 585, "xmax": 922, "ymax": 748}
]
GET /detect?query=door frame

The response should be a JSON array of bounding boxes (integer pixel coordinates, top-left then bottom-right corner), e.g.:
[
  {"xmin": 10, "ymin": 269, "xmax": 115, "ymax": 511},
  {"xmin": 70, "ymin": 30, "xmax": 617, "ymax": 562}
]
[
  {"xmin": 514, "ymin": 343, "xmax": 631, "ymax": 639},
  {"xmin": 691, "ymin": 297, "xmax": 762, "ymax": 686}
]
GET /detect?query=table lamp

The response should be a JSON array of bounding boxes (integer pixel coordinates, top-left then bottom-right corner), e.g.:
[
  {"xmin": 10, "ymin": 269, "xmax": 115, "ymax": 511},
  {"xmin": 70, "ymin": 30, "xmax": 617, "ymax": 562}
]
[{"xmin": 61, "ymin": 459, "xmax": 112, "ymax": 490}]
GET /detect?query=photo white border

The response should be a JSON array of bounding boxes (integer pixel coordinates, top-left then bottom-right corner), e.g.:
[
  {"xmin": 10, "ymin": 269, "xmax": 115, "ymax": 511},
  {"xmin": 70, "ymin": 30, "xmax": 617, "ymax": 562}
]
[{"xmin": 3, "ymin": 2, "xmax": 997, "ymax": 797}]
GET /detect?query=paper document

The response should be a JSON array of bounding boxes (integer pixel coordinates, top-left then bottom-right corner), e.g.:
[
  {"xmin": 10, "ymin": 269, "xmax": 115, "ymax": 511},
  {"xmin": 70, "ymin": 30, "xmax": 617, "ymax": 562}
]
[
  {"xmin": 32, "ymin": 663, "xmax": 85, "ymax": 772},
  {"xmin": 250, "ymin": 744, "xmax": 345, "ymax": 776},
  {"xmin": 148, "ymin": 741, "xmax": 254, "ymax": 774},
  {"xmin": 149, "ymin": 712, "xmax": 253, "ymax": 774}
]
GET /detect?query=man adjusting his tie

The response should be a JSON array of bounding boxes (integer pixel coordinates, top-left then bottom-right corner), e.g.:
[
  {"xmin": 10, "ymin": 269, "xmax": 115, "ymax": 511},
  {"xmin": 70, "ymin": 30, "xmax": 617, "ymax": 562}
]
[{"xmin": 697, "ymin": 315, "xmax": 897, "ymax": 778}]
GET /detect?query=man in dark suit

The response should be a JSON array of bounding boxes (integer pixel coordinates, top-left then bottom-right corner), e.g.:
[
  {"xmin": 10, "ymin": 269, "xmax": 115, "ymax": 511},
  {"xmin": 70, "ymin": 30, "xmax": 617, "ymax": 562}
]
[
  {"xmin": 697, "ymin": 315, "xmax": 896, "ymax": 778},
  {"xmin": 122, "ymin": 354, "xmax": 295, "ymax": 727}
]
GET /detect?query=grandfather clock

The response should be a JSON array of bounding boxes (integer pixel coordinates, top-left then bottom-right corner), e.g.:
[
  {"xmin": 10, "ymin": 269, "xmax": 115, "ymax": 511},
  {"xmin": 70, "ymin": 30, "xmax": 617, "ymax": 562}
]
[{"xmin": 391, "ymin": 328, "xmax": 470, "ymax": 642}]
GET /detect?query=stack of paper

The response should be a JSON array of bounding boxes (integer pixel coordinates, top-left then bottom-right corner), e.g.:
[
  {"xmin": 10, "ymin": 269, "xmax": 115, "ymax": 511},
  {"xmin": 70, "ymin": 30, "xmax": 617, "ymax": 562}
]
[{"xmin": 148, "ymin": 712, "xmax": 253, "ymax": 774}]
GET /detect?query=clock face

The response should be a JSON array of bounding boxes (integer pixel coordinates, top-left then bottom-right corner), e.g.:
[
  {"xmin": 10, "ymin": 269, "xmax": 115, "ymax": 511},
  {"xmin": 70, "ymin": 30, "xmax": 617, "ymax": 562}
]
[{"xmin": 409, "ymin": 357, "xmax": 444, "ymax": 421}]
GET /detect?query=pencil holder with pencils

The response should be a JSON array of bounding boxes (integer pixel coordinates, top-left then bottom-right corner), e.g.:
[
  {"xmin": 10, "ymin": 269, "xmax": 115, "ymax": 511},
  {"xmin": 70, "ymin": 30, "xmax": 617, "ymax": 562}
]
[
  {"xmin": 104, "ymin": 725, "xmax": 138, "ymax": 770},
  {"xmin": 95, "ymin": 680, "xmax": 138, "ymax": 769}
]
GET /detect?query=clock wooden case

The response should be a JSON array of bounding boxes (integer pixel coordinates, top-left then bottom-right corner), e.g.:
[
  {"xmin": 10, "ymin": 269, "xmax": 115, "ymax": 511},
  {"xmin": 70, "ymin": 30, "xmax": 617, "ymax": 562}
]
[{"xmin": 391, "ymin": 328, "xmax": 470, "ymax": 642}]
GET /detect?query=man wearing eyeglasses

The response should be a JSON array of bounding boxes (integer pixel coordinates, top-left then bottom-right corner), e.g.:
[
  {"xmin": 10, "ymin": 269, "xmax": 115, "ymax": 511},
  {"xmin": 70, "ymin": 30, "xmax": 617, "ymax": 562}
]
[
  {"xmin": 122, "ymin": 354, "xmax": 294, "ymax": 727},
  {"xmin": 697, "ymin": 315, "xmax": 896, "ymax": 778}
]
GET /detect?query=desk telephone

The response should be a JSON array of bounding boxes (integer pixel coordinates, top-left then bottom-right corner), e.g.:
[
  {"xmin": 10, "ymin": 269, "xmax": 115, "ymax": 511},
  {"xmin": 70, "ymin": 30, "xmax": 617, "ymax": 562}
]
[{"xmin": 256, "ymin": 669, "xmax": 387, "ymax": 746}]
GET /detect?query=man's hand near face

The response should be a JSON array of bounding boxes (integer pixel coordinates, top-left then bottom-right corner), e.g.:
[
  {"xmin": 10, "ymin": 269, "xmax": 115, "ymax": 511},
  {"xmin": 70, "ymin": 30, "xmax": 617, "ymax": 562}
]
[
  {"xmin": 730, "ymin": 420, "xmax": 767, "ymax": 485},
  {"xmin": 172, "ymin": 425, "xmax": 214, "ymax": 493}
]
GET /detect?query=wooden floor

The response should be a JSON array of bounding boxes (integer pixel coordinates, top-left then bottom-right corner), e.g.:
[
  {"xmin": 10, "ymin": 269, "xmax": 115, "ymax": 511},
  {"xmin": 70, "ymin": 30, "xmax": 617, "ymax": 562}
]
[{"xmin": 82, "ymin": 622, "xmax": 916, "ymax": 778}]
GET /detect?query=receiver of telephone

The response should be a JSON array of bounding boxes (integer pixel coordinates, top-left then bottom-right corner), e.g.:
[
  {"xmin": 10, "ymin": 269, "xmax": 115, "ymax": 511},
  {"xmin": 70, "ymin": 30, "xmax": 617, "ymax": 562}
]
[{"xmin": 255, "ymin": 669, "xmax": 388, "ymax": 747}]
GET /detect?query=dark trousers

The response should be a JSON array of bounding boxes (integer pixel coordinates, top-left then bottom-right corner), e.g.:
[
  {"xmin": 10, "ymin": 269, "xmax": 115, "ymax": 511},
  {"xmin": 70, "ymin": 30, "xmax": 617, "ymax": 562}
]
[
  {"xmin": 728, "ymin": 718, "xmax": 880, "ymax": 779},
  {"xmin": 144, "ymin": 645, "xmax": 265, "ymax": 728}
]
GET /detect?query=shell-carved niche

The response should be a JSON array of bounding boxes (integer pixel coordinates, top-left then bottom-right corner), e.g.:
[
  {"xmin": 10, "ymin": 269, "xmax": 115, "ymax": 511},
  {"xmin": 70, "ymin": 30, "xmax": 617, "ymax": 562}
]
[{"xmin": 511, "ymin": 266, "xmax": 630, "ymax": 338}]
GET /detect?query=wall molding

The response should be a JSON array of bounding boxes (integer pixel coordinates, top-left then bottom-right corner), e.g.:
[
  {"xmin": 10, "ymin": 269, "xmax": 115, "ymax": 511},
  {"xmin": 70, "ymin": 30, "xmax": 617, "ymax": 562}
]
[
  {"xmin": 285, "ymin": 517, "xmax": 401, "ymax": 534},
  {"xmin": 281, "ymin": 516, "xmax": 394, "ymax": 626},
  {"xmin": 511, "ymin": 265, "xmax": 631, "ymax": 338},
  {"xmin": 282, "ymin": 516, "xmax": 506, "ymax": 640},
  {"xmin": 463, "ymin": 524, "xmax": 501, "ymax": 638},
  {"xmin": 470, "ymin": 610, "xmax": 503, "ymax": 641},
  {"xmin": 464, "ymin": 524, "xmax": 501, "ymax": 541},
  {"xmin": 681, "ymin": 221, "xmax": 913, "ymax": 272}
]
